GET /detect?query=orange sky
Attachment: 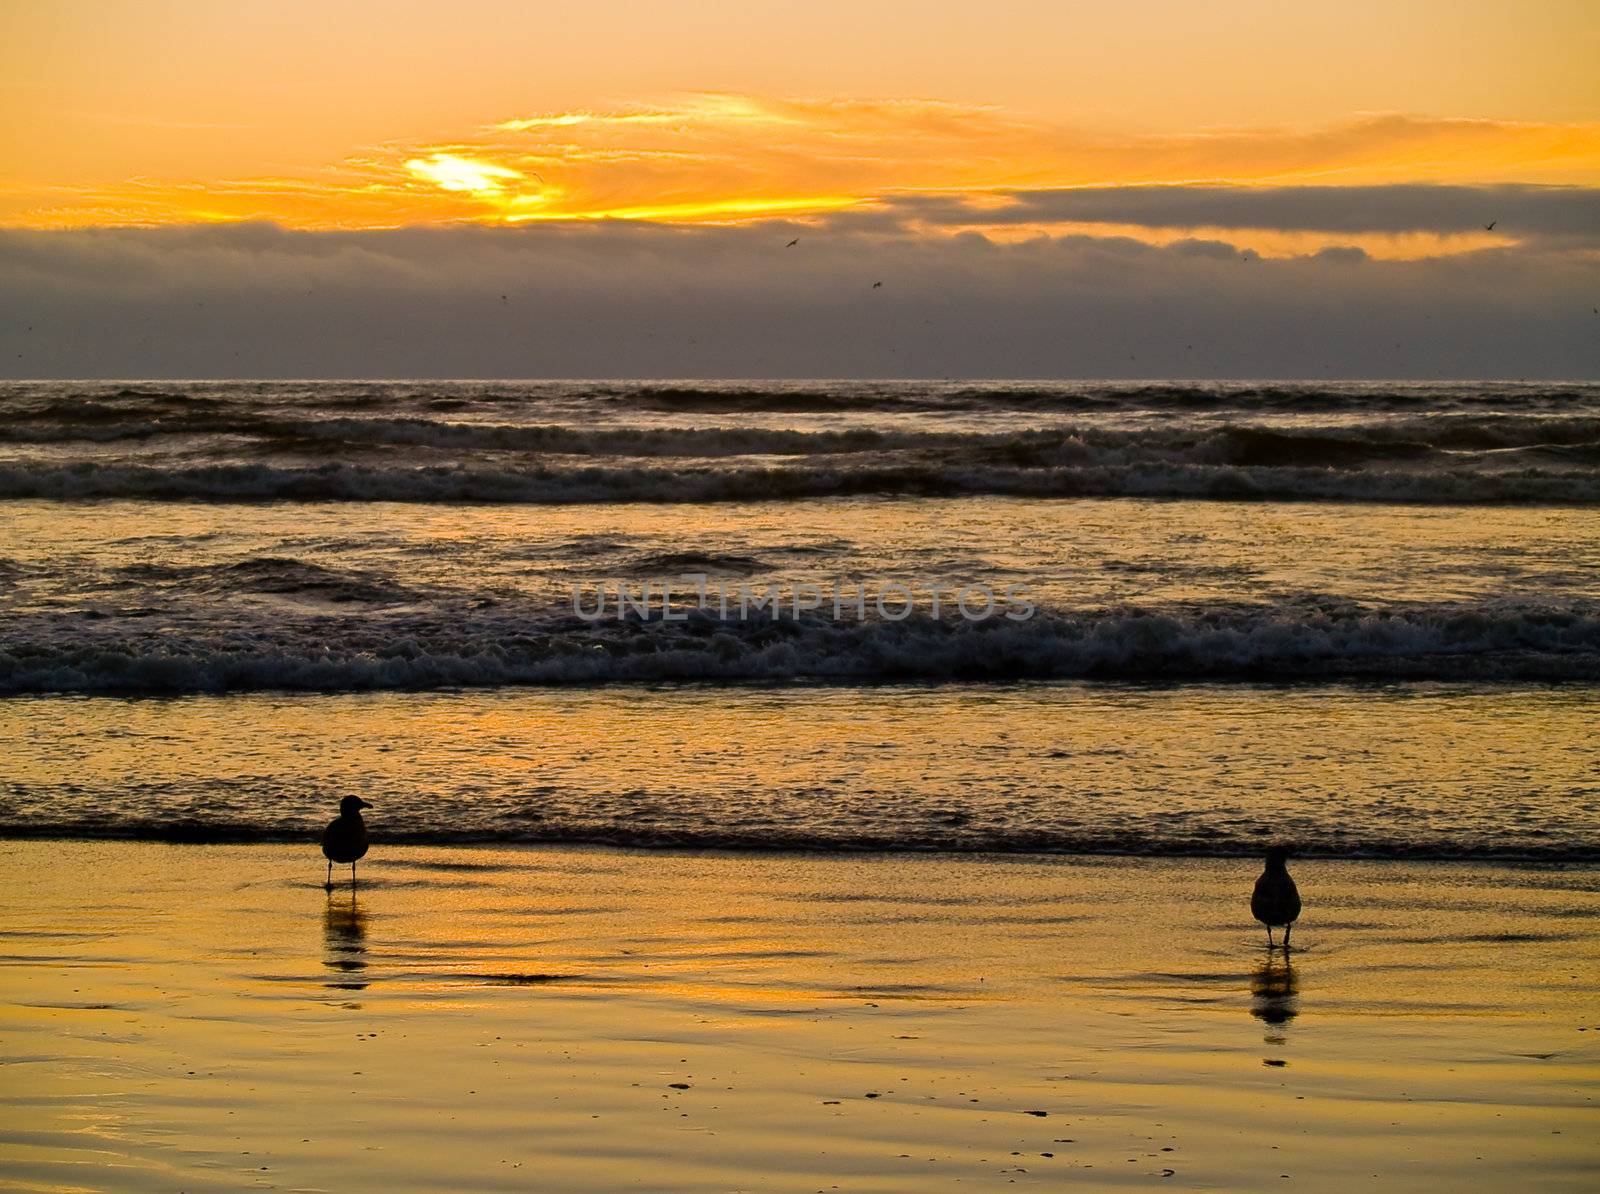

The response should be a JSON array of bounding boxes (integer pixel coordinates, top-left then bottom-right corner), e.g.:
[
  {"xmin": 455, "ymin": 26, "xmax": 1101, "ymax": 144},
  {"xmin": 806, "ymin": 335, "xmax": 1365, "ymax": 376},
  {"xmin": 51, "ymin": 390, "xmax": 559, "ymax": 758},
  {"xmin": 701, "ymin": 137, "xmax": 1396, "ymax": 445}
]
[{"xmin": 2, "ymin": 0, "xmax": 1598, "ymax": 233}]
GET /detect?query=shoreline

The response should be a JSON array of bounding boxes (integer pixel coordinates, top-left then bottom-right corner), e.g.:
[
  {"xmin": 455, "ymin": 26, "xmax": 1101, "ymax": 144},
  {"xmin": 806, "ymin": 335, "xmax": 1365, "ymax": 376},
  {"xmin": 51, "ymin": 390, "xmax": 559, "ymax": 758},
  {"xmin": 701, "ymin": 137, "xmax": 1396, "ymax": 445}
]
[
  {"xmin": 5, "ymin": 681, "xmax": 1596, "ymax": 864},
  {"xmin": 3, "ymin": 827, "xmax": 1600, "ymax": 866}
]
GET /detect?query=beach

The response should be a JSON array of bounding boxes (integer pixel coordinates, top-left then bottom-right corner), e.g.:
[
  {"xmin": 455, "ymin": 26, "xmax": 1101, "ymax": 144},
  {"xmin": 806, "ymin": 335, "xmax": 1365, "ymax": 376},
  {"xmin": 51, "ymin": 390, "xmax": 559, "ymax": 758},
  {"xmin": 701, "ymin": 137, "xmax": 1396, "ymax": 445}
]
[
  {"xmin": 2, "ymin": 840, "xmax": 1596, "ymax": 1192},
  {"xmin": 2, "ymin": 378, "xmax": 1597, "ymax": 1188}
]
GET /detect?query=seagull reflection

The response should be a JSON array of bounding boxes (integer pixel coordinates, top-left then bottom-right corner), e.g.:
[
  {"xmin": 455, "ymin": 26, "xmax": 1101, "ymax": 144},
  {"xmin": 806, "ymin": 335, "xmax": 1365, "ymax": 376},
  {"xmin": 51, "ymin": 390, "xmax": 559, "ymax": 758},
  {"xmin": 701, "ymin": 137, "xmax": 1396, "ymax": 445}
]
[
  {"xmin": 1250, "ymin": 954, "xmax": 1299, "ymax": 1042},
  {"xmin": 323, "ymin": 892, "xmax": 369, "ymax": 991}
]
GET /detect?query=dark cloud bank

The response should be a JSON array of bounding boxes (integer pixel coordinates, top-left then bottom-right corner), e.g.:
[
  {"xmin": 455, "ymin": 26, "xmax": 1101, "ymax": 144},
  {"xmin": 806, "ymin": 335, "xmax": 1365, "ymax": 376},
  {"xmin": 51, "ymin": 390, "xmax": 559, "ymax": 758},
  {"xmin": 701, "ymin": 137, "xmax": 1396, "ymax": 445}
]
[
  {"xmin": 911, "ymin": 183, "xmax": 1600, "ymax": 241},
  {"xmin": 2, "ymin": 186, "xmax": 1597, "ymax": 379}
]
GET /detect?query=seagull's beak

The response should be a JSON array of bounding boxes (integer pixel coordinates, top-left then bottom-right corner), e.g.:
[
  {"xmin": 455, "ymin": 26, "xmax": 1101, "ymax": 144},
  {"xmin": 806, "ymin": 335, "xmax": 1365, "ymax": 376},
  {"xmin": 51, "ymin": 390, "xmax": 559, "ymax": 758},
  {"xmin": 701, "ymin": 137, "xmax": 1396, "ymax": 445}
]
[{"xmin": 358, "ymin": 798, "xmax": 373, "ymax": 809}]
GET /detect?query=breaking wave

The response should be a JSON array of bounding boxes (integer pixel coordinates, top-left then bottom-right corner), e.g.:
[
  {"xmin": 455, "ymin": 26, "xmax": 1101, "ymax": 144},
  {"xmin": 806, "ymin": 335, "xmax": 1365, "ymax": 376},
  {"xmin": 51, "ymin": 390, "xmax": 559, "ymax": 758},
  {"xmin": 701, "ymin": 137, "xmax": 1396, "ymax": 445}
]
[{"xmin": 3, "ymin": 598, "xmax": 1596, "ymax": 694}]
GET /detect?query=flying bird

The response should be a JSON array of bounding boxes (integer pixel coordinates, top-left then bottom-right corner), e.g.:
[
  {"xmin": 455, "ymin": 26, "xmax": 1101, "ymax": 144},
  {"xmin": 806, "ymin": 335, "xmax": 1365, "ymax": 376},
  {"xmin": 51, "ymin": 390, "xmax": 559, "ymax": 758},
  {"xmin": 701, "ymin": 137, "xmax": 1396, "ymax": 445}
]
[
  {"xmin": 322, "ymin": 796, "xmax": 372, "ymax": 890},
  {"xmin": 1251, "ymin": 846, "xmax": 1302, "ymax": 950},
  {"xmin": 785, "ymin": 238, "xmax": 799, "ymax": 248},
  {"xmin": 1484, "ymin": 220, "xmax": 1497, "ymax": 232},
  {"xmin": 872, "ymin": 281, "xmax": 883, "ymax": 289}
]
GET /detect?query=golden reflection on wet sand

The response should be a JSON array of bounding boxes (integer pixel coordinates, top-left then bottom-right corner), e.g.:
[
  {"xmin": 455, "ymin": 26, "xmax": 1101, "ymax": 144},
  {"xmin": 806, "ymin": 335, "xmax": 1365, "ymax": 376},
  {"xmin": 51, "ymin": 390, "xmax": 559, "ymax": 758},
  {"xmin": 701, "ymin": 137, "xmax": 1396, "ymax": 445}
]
[
  {"xmin": 323, "ymin": 892, "xmax": 368, "ymax": 991},
  {"xmin": 0, "ymin": 842, "xmax": 1596, "ymax": 1192}
]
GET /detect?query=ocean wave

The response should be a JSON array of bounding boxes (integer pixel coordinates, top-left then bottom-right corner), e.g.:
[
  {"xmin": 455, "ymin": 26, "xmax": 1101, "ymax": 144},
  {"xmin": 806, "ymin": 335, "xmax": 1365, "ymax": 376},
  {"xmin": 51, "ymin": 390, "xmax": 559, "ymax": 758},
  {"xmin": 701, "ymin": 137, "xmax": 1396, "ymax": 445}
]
[
  {"xmin": 1, "ymin": 815, "xmax": 1593, "ymax": 861},
  {"xmin": 3, "ymin": 599, "xmax": 1595, "ymax": 694},
  {"xmin": 5, "ymin": 380, "xmax": 1596, "ymax": 506},
  {"xmin": 1, "ymin": 456, "xmax": 1594, "ymax": 504},
  {"xmin": 611, "ymin": 381, "xmax": 1600, "ymax": 415},
  {"xmin": 110, "ymin": 556, "xmax": 418, "ymax": 604},
  {"xmin": 627, "ymin": 550, "xmax": 769, "ymax": 575},
  {"xmin": 5, "ymin": 379, "xmax": 1598, "ymax": 422},
  {"xmin": 13, "ymin": 410, "xmax": 1598, "ymax": 457}
]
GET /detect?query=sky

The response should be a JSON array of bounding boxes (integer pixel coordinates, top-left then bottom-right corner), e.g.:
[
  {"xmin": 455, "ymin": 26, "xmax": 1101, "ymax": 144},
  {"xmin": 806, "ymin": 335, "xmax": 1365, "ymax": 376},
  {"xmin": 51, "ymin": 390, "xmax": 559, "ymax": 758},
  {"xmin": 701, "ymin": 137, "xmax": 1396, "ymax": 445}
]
[{"xmin": 2, "ymin": 0, "xmax": 1597, "ymax": 377}]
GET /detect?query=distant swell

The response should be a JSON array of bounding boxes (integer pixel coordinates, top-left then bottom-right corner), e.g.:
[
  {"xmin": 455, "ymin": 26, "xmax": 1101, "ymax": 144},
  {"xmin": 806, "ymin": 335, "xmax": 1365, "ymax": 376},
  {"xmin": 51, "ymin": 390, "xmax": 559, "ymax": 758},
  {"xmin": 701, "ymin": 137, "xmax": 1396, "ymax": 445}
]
[
  {"xmin": 604, "ymin": 382, "xmax": 1600, "ymax": 415},
  {"xmin": 3, "ymin": 599, "xmax": 1596, "ymax": 694},
  {"xmin": 4, "ymin": 380, "xmax": 1598, "ymax": 507},
  {"xmin": 2, "ymin": 459, "xmax": 1595, "ymax": 505},
  {"xmin": 10, "ymin": 412, "xmax": 1599, "ymax": 456}
]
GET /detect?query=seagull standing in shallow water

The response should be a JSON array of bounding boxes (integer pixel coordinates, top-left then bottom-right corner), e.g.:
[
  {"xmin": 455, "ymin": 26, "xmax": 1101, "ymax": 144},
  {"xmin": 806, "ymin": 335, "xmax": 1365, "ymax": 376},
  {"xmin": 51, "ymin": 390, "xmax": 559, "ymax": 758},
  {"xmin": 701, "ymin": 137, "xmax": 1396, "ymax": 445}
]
[
  {"xmin": 1251, "ymin": 846, "xmax": 1301, "ymax": 950},
  {"xmin": 322, "ymin": 796, "xmax": 371, "ymax": 891}
]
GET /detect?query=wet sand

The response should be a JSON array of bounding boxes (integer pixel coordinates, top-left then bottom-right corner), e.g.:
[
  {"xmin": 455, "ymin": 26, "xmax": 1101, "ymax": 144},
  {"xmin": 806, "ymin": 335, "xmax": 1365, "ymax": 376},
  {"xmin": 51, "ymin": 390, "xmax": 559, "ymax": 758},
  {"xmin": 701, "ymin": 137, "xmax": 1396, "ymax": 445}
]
[{"xmin": 1, "ymin": 841, "xmax": 1596, "ymax": 1191}]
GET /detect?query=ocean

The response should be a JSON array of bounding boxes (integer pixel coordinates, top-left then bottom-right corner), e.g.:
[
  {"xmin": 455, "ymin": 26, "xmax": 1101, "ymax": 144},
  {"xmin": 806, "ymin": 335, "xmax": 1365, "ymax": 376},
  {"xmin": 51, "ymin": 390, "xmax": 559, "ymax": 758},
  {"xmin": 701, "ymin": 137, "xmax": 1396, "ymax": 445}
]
[{"xmin": 1, "ymin": 379, "xmax": 1596, "ymax": 858}]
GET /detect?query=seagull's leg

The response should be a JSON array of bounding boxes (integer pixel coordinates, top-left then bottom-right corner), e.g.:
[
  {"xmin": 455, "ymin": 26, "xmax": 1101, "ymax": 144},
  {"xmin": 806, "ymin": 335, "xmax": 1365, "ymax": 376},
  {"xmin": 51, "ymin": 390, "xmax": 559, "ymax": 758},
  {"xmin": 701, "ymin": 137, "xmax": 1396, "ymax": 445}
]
[
  {"xmin": 1266, "ymin": 925, "xmax": 1275, "ymax": 950},
  {"xmin": 1283, "ymin": 924, "xmax": 1293, "ymax": 951},
  {"xmin": 351, "ymin": 861, "xmax": 358, "ymax": 892},
  {"xmin": 325, "ymin": 859, "xmax": 332, "ymax": 890}
]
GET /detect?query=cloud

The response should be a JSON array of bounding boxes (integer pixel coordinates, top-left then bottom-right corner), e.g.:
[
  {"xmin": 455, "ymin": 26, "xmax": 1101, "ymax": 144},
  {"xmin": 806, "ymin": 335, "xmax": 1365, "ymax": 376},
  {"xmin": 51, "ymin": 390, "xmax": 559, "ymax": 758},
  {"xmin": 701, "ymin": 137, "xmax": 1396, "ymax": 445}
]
[
  {"xmin": 5, "ymin": 97, "xmax": 1598, "ymax": 231},
  {"xmin": 2, "ymin": 220, "xmax": 1595, "ymax": 379},
  {"xmin": 905, "ymin": 183, "xmax": 1600, "ymax": 241}
]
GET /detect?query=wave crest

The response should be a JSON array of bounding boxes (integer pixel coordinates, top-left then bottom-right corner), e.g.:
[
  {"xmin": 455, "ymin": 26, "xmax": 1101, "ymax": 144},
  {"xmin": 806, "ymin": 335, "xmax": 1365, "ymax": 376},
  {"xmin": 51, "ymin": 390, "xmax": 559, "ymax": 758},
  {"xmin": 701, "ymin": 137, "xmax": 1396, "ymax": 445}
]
[{"xmin": 3, "ymin": 598, "xmax": 1595, "ymax": 694}]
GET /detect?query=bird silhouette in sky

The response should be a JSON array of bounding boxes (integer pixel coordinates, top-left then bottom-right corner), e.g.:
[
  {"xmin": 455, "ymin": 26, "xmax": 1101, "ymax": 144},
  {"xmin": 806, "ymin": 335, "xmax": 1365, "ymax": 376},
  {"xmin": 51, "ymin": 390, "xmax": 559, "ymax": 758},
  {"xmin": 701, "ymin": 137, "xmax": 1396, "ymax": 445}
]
[
  {"xmin": 785, "ymin": 238, "xmax": 799, "ymax": 247},
  {"xmin": 1484, "ymin": 220, "xmax": 1497, "ymax": 232},
  {"xmin": 872, "ymin": 281, "xmax": 883, "ymax": 289}
]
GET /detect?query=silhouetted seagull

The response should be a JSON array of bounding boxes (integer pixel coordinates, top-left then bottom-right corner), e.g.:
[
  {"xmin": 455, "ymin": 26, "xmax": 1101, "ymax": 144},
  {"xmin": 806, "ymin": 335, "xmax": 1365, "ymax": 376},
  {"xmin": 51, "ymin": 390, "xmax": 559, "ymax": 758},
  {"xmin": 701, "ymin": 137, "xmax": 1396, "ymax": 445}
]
[
  {"xmin": 1484, "ymin": 220, "xmax": 1497, "ymax": 232},
  {"xmin": 322, "ymin": 796, "xmax": 371, "ymax": 890},
  {"xmin": 1251, "ymin": 846, "xmax": 1302, "ymax": 950},
  {"xmin": 872, "ymin": 281, "xmax": 883, "ymax": 288},
  {"xmin": 786, "ymin": 238, "xmax": 799, "ymax": 247}
]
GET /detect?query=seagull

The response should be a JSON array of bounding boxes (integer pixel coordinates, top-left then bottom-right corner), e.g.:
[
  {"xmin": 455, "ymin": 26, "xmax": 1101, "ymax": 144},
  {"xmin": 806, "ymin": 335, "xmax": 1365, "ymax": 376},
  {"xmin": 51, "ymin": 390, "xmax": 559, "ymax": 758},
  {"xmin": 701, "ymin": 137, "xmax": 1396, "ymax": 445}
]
[
  {"xmin": 872, "ymin": 281, "xmax": 883, "ymax": 289},
  {"xmin": 785, "ymin": 238, "xmax": 799, "ymax": 248},
  {"xmin": 1251, "ymin": 846, "xmax": 1302, "ymax": 950},
  {"xmin": 322, "ymin": 796, "xmax": 371, "ymax": 891},
  {"xmin": 1484, "ymin": 220, "xmax": 1497, "ymax": 232}
]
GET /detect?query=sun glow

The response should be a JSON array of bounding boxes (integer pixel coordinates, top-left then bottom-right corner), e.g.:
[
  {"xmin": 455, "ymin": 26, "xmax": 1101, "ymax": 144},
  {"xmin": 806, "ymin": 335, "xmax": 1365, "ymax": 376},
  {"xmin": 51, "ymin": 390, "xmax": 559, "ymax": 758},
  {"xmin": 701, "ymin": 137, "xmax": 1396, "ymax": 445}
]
[{"xmin": 404, "ymin": 153, "xmax": 527, "ymax": 196}]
